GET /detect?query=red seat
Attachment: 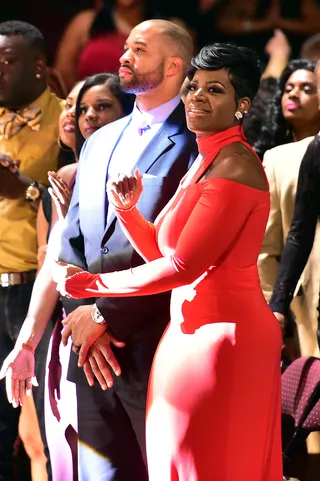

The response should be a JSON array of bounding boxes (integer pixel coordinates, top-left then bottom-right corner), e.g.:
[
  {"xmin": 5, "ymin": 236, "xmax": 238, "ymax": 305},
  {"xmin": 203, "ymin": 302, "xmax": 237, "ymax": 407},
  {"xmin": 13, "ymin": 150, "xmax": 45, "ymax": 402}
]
[{"xmin": 282, "ymin": 356, "xmax": 320, "ymax": 475}]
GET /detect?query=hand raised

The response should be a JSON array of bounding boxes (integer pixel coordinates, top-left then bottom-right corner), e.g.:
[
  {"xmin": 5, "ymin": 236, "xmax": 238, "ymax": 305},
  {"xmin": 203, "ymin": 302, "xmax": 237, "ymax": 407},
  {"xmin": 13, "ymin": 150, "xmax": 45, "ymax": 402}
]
[
  {"xmin": 107, "ymin": 168, "xmax": 143, "ymax": 211},
  {"xmin": 264, "ymin": 29, "xmax": 291, "ymax": 59},
  {"xmin": 48, "ymin": 171, "xmax": 72, "ymax": 220}
]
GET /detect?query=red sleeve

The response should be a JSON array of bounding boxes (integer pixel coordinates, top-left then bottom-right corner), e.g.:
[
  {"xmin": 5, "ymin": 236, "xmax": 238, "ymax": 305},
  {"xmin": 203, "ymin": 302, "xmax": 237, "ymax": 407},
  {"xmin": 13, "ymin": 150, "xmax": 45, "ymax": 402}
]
[
  {"xmin": 64, "ymin": 180, "xmax": 258, "ymax": 298},
  {"xmin": 113, "ymin": 206, "xmax": 163, "ymax": 262}
]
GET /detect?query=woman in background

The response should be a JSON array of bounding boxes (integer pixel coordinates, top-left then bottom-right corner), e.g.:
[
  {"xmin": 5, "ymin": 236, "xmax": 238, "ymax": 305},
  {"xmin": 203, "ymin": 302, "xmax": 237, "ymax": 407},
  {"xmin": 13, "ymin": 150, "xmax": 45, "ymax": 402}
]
[
  {"xmin": 54, "ymin": 0, "xmax": 148, "ymax": 90},
  {"xmin": 252, "ymin": 58, "xmax": 320, "ymax": 158}
]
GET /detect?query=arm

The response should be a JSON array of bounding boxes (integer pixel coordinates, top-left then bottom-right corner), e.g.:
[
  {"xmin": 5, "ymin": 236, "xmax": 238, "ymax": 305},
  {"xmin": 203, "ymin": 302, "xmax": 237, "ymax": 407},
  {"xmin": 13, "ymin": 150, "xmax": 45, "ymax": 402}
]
[
  {"xmin": 54, "ymin": 10, "xmax": 93, "ymax": 89},
  {"xmin": 0, "ymin": 252, "xmax": 61, "ymax": 406},
  {"xmin": 262, "ymin": 29, "xmax": 290, "ymax": 80},
  {"xmin": 243, "ymin": 78, "xmax": 278, "ymax": 148},
  {"xmin": 258, "ymin": 151, "xmax": 283, "ymax": 301},
  {"xmin": 58, "ymin": 168, "xmax": 87, "ymax": 269},
  {"xmin": 269, "ymin": 140, "xmax": 320, "ymax": 315},
  {"xmin": 36, "ymin": 200, "xmax": 49, "ymax": 270},
  {"xmin": 60, "ymin": 179, "xmax": 258, "ymax": 298},
  {"xmin": 15, "ymin": 257, "xmax": 60, "ymax": 350},
  {"xmin": 111, "ymin": 207, "xmax": 162, "ymax": 262}
]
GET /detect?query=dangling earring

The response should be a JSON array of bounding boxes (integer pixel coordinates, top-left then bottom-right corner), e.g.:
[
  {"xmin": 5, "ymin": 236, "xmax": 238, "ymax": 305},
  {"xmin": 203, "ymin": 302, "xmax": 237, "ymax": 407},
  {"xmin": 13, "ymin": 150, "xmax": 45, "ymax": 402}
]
[
  {"xmin": 58, "ymin": 137, "xmax": 73, "ymax": 152},
  {"xmin": 36, "ymin": 73, "xmax": 41, "ymax": 79},
  {"xmin": 235, "ymin": 111, "xmax": 243, "ymax": 120},
  {"xmin": 285, "ymin": 123, "xmax": 293, "ymax": 138}
]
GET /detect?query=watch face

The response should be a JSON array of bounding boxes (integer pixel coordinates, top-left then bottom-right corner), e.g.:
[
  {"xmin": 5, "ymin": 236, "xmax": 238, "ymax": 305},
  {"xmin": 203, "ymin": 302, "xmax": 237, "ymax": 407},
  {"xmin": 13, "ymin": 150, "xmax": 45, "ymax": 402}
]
[{"xmin": 26, "ymin": 185, "xmax": 40, "ymax": 201}]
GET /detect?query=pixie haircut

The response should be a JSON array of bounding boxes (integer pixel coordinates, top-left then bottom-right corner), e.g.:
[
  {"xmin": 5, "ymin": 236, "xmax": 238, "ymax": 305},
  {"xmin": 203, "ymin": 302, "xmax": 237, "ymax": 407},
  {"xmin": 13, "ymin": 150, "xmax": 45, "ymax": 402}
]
[
  {"xmin": 0, "ymin": 20, "xmax": 46, "ymax": 57},
  {"xmin": 75, "ymin": 73, "xmax": 135, "ymax": 158},
  {"xmin": 187, "ymin": 43, "xmax": 261, "ymax": 101}
]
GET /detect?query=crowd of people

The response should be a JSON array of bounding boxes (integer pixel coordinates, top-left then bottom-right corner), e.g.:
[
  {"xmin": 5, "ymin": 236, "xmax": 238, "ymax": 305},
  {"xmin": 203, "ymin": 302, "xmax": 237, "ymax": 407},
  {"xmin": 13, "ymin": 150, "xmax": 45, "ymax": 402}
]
[{"xmin": 1, "ymin": 2, "xmax": 320, "ymax": 481}]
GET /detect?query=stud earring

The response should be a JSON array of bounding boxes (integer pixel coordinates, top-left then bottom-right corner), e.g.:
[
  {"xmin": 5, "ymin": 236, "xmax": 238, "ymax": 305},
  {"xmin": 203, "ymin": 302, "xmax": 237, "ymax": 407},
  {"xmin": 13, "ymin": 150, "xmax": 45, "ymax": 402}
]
[
  {"xmin": 235, "ymin": 111, "xmax": 243, "ymax": 120},
  {"xmin": 36, "ymin": 73, "xmax": 41, "ymax": 79}
]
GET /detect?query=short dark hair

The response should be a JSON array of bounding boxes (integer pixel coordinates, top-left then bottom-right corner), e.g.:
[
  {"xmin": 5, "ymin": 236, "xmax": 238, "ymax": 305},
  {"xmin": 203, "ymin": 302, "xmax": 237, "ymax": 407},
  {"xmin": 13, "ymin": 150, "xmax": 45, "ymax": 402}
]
[
  {"xmin": 187, "ymin": 43, "xmax": 261, "ymax": 101},
  {"xmin": 75, "ymin": 73, "xmax": 135, "ymax": 158},
  {"xmin": 252, "ymin": 58, "xmax": 316, "ymax": 158},
  {"xmin": 0, "ymin": 20, "xmax": 46, "ymax": 57}
]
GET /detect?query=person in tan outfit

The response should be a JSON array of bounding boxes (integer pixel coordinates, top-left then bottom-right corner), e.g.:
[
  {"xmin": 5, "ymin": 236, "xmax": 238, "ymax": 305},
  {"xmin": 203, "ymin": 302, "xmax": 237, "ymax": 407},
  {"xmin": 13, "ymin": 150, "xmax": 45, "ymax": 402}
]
[
  {"xmin": 258, "ymin": 63, "xmax": 320, "ymax": 457},
  {"xmin": 258, "ymin": 136, "xmax": 320, "ymax": 360},
  {"xmin": 258, "ymin": 56, "xmax": 320, "ymax": 359}
]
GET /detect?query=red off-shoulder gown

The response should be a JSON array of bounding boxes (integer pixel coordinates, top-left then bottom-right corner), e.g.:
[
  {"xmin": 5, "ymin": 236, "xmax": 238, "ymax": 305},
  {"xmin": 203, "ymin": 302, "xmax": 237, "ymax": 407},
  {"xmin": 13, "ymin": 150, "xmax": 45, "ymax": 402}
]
[{"xmin": 63, "ymin": 125, "xmax": 283, "ymax": 480}]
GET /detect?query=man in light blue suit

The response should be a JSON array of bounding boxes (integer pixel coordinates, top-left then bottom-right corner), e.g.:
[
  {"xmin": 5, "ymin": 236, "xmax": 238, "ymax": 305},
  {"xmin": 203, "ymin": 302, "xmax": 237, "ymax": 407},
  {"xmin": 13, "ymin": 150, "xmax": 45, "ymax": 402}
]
[{"xmin": 59, "ymin": 19, "xmax": 198, "ymax": 481}]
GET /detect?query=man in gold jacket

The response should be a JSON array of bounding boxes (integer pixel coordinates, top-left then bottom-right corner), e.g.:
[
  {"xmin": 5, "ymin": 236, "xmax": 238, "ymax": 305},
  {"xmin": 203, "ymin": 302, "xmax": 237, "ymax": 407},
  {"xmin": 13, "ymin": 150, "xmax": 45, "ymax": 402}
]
[{"xmin": 0, "ymin": 21, "xmax": 64, "ymax": 481}]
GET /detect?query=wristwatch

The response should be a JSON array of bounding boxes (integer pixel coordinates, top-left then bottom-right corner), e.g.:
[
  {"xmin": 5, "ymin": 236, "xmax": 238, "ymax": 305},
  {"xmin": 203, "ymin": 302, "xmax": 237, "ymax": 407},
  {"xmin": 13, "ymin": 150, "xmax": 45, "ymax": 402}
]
[
  {"xmin": 25, "ymin": 180, "xmax": 41, "ymax": 202},
  {"xmin": 91, "ymin": 303, "xmax": 107, "ymax": 325}
]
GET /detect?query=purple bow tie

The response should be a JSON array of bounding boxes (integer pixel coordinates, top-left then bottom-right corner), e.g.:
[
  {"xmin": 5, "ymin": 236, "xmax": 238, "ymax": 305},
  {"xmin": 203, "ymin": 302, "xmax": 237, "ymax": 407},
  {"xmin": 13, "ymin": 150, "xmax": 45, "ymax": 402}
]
[{"xmin": 138, "ymin": 122, "xmax": 151, "ymax": 136}]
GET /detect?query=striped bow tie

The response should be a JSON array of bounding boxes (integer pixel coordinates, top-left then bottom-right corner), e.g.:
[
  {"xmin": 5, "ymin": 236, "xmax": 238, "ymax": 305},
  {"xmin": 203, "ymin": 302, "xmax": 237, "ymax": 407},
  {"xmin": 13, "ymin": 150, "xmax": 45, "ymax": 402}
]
[{"xmin": 0, "ymin": 104, "xmax": 41, "ymax": 139}]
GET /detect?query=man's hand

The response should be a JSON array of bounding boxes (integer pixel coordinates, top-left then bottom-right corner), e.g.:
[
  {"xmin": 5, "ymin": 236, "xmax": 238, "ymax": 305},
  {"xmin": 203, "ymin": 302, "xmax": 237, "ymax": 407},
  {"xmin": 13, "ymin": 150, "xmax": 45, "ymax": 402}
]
[
  {"xmin": 61, "ymin": 305, "xmax": 108, "ymax": 366},
  {"xmin": 83, "ymin": 332, "xmax": 125, "ymax": 390},
  {"xmin": 0, "ymin": 153, "xmax": 37, "ymax": 199}
]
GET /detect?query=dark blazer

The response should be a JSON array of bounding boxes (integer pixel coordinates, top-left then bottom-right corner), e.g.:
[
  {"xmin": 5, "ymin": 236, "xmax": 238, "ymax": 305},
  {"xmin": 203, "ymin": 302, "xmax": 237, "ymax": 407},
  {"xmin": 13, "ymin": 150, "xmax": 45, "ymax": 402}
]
[{"xmin": 59, "ymin": 101, "xmax": 198, "ymax": 385}]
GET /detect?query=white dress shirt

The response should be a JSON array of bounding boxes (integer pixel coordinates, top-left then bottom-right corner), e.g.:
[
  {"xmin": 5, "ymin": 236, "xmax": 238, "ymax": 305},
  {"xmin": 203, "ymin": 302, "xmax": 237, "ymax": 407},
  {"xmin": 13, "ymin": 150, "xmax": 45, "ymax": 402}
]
[{"xmin": 106, "ymin": 95, "xmax": 181, "ymax": 222}]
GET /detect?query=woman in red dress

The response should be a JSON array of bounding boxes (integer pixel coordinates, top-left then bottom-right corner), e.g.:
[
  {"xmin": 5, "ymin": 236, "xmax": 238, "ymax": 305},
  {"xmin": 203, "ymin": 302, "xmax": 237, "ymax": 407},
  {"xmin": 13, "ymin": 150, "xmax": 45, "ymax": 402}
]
[{"xmin": 54, "ymin": 43, "xmax": 283, "ymax": 480}]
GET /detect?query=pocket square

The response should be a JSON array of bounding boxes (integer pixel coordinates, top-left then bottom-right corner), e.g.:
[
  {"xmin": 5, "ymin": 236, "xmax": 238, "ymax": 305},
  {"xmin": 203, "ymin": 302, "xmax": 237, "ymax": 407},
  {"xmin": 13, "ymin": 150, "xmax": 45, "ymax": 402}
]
[{"xmin": 142, "ymin": 173, "xmax": 157, "ymax": 178}]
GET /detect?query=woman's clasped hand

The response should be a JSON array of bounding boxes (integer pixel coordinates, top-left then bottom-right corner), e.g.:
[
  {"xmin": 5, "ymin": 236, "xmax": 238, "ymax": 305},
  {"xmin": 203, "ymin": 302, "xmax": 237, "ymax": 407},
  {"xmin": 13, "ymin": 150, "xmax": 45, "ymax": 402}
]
[{"xmin": 107, "ymin": 168, "xmax": 143, "ymax": 210}]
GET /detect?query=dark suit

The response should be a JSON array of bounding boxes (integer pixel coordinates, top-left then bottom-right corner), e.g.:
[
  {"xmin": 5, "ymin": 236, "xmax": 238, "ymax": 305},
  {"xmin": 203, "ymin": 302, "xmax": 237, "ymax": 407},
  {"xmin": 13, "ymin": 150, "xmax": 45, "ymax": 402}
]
[{"xmin": 59, "ymin": 101, "xmax": 198, "ymax": 480}]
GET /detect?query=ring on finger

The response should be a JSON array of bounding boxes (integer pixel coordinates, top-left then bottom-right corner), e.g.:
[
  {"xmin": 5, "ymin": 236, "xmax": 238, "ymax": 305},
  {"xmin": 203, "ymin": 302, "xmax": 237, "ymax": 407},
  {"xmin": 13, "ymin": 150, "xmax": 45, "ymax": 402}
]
[{"xmin": 72, "ymin": 343, "xmax": 81, "ymax": 355}]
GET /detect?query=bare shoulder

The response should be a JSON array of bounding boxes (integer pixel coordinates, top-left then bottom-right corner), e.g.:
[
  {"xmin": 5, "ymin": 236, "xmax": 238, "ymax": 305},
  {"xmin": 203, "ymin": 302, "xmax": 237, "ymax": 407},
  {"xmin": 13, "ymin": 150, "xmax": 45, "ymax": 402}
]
[
  {"xmin": 57, "ymin": 163, "xmax": 78, "ymax": 186},
  {"xmin": 206, "ymin": 143, "xmax": 267, "ymax": 192}
]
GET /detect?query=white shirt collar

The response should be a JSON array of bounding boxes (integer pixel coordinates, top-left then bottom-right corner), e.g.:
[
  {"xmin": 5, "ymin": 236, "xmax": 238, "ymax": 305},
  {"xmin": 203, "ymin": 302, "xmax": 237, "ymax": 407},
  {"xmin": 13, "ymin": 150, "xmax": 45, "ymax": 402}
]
[{"xmin": 130, "ymin": 95, "xmax": 181, "ymax": 128}]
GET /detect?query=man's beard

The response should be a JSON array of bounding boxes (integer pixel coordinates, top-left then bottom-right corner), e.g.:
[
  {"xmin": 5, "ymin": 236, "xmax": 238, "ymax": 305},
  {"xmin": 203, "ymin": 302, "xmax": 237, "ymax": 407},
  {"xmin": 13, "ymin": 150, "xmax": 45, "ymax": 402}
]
[{"xmin": 121, "ymin": 61, "xmax": 165, "ymax": 94}]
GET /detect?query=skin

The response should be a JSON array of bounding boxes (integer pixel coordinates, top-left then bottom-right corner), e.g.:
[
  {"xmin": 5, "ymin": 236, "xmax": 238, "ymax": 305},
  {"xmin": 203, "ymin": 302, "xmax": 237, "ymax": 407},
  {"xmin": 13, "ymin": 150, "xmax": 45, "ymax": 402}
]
[
  {"xmin": 59, "ymin": 81, "xmax": 84, "ymax": 150},
  {"xmin": 0, "ymin": 34, "xmax": 47, "ymax": 199},
  {"xmin": 184, "ymin": 69, "xmax": 248, "ymax": 137},
  {"xmin": 281, "ymin": 69, "xmax": 320, "ymax": 141},
  {"xmin": 0, "ymin": 35, "xmax": 46, "ymax": 110},
  {"xmin": 184, "ymin": 69, "xmax": 268, "ymax": 194},
  {"xmin": 119, "ymin": 21, "xmax": 185, "ymax": 110},
  {"xmin": 78, "ymin": 82, "xmax": 124, "ymax": 138}
]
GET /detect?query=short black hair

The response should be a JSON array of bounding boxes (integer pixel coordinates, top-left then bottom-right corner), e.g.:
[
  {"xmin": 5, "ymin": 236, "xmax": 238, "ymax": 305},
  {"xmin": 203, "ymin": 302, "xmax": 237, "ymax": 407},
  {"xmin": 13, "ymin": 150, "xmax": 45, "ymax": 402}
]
[
  {"xmin": 75, "ymin": 73, "xmax": 135, "ymax": 158},
  {"xmin": 187, "ymin": 43, "xmax": 261, "ymax": 101},
  {"xmin": 252, "ymin": 58, "xmax": 316, "ymax": 158},
  {"xmin": 0, "ymin": 20, "xmax": 46, "ymax": 57}
]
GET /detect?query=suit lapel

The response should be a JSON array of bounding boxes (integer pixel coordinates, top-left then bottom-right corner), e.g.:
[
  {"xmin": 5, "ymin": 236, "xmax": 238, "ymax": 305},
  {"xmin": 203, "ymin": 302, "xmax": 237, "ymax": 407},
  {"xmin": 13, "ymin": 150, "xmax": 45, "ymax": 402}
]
[
  {"xmin": 102, "ymin": 101, "xmax": 185, "ymax": 240},
  {"xmin": 80, "ymin": 116, "xmax": 131, "ymax": 247}
]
